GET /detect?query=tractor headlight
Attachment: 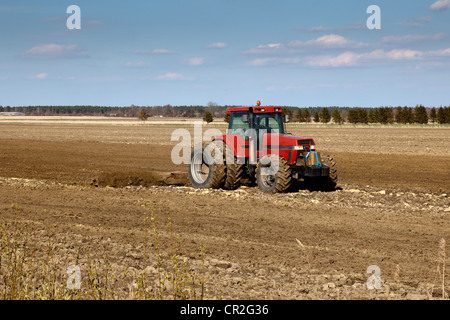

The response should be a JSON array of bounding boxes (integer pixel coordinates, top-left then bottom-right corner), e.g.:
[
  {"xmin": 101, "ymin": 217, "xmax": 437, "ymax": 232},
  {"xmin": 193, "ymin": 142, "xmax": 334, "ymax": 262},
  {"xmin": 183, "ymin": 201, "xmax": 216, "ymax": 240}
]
[
  {"xmin": 310, "ymin": 145, "xmax": 315, "ymax": 150},
  {"xmin": 294, "ymin": 146, "xmax": 304, "ymax": 150}
]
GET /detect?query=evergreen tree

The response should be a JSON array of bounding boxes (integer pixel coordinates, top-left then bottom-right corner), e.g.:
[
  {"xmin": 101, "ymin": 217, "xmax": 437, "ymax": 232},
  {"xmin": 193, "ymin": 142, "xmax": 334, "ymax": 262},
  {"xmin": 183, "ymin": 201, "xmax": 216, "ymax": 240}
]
[
  {"xmin": 303, "ymin": 109, "xmax": 311, "ymax": 123},
  {"xmin": 320, "ymin": 108, "xmax": 331, "ymax": 124},
  {"xmin": 395, "ymin": 106, "xmax": 404, "ymax": 124},
  {"xmin": 347, "ymin": 109, "xmax": 359, "ymax": 124},
  {"xmin": 403, "ymin": 106, "xmax": 415, "ymax": 124},
  {"xmin": 430, "ymin": 107, "xmax": 437, "ymax": 123},
  {"xmin": 203, "ymin": 111, "xmax": 213, "ymax": 123},
  {"xmin": 368, "ymin": 108, "xmax": 376, "ymax": 123},
  {"xmin": 332, "ymin": 109, "xmax": 343, "ymax": 124},
  {"xmin": 376, "ymin": 107, "xmax": 394, "ymax": 124},
  {"xmin": 446, "ymin": 107, "xmax": 450, "ymax": 124},
  {"xmin": 313, "ymin": 111, "xmax": 320, "ymax": 123},
  {"xmin": 358, "ymin": 108, "xmax": 369, "ymax": 124},
  {"xmin": 414, "ymin": 105, "xmax": 428, "ymax": 124},
  {"xmin": 282, "ymin": 108, "xmax": 293, "ymax": 122},
  {"xmin": 437, "ymin": 107, "xmax": 446, "ymax": 124},
  {"xmin": 296, "ymin": 108, "xmax": 304, "ymax": 122}
]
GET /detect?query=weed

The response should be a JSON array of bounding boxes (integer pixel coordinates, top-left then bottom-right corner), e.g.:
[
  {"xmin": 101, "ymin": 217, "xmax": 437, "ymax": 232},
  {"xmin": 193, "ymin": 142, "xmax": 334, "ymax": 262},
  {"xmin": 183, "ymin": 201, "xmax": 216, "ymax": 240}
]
[
  {"xmin": 428, "ymin": 238, "xmax": 447, "ymax": 299},
  {"xmin": 295, "ymin": 238, "xmax": 311, "ymax": 268},
  {"xmin": 0, "ymin": 202, "xmax": 208, "ymax": 300}
]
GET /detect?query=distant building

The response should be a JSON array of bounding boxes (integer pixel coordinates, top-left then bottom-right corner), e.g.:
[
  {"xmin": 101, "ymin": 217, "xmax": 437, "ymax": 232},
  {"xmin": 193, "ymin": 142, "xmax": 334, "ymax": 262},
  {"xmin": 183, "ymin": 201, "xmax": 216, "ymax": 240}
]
[{"xmin": 0, "ymin": 112, "xmax": 26, "ymax": 116}]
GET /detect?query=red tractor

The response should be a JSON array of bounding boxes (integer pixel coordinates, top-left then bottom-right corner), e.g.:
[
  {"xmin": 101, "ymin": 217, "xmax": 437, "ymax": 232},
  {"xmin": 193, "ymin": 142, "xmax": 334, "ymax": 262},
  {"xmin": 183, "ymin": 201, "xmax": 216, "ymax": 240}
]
[{"xmin": 188, "ymin": 103, "xmax": 337, "ymax": 193}]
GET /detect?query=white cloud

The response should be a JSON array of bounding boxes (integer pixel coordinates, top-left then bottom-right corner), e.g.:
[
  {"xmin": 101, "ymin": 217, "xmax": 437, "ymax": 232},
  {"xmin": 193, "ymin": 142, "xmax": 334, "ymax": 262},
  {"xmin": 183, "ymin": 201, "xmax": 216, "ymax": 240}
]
[
  {"xmin": 21, "ymin": 44, "xmax": 88, "ymax": 59},
  {"xmin": 382, "ymin": 33, "xmax": 446, "ymax": 44},
  {"xmin": 379, "ymin": 49, "xmax": 423, "ymax": 60},
  {"xmin": 244, "ymin": 43, "xmax": 286, "ymax": 54},
  {"xmin": 125, "ymin": 61, "xmax": 150, "ymax": 68},
  {"xmin": 247, "ymin": 57, "xmax": 301, "ymax": 67},
  {"xmin": 246, "ymin": 34, "xmax": 367, "ymax": 54},
  {"xmin": 308, "ymin": 26, "xmax": 332, "ymax": 32},
  {"xmin": 187, "ymin": 58, "xmax": 205, "ymax": 66},
  {"xmin": 134, "ymin": 49, "xmax": 174, "ymax": 54},
  {"xmin": 306, "ymin": 52, "xmax": 361, "ymax": 67},
  {"xmin": 245, "ymin": 46, "xmax": 284, "ymax": 54},
  {"xmin": 152, "ymin": 49, "xmax": 174, "ymax": 54},
  {"xmin": 427, "ymin": 48, "xmax": 450, "ymax": 57},
  {"xmin": 289, "ymin": 34, "xmax": 367, "ymax": 49},
  {"xmin": 29, "ymin": 73, "xmax": 49, "ymax": 79},
  {"xmin": 430, "ymin": 0, "xmax": 450, "ymax": 11},
  {"xmin": 306, "ymin": 48, "xmax": 433, "ymax": 67},
  {"xmin": 154, "ymin": 72, "xmax": 191, "ymax": 80},
  {"xmin": 207, "ymin": 42, "xmax": 228, "ymax": 49},
  {"xmin": 247, "ymin": 58, "xmax": 271, "ymax": 66},
  {"xmin": 297, "ymin": 22, "xmax": 366, "ymax": 33},
  {"xmin": 257, "ymin": 43, "xmax": 283, "ymax": 49}
]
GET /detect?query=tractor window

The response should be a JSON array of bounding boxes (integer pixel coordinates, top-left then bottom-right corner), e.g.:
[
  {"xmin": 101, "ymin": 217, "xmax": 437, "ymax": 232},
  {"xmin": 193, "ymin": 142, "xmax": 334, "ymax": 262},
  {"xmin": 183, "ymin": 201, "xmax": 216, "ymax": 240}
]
[
  {"xmin": 228, "ymin": 111, "xmax": 249, "ymax": 137},
  {"xmin": 255, "ymin": 113, "xmax": 283, "ymax": 134}
]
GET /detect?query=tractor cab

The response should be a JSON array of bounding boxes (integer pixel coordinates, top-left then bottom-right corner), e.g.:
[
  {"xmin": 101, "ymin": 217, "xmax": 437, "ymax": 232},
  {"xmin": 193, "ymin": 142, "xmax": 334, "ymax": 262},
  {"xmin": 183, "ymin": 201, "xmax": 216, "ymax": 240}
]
[
  {"xmin": 223, "ymin": 104, "xmax": 316, "ymax": 165},
  {"xmin": 226, "ymin": 106, "xmax": 285, "ymax": 139}
]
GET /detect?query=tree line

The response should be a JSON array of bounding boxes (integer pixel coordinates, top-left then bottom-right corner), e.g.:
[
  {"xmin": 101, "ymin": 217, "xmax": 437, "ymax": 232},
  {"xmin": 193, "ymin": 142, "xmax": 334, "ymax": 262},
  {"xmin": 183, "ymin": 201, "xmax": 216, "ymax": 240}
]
[
  {"xmin": 283, "ymin": 105, "xmax": 450, "ymax": 125},
  {"xmin": 1, "ymin": 104, "xmax": 449, "ymax": 124}
]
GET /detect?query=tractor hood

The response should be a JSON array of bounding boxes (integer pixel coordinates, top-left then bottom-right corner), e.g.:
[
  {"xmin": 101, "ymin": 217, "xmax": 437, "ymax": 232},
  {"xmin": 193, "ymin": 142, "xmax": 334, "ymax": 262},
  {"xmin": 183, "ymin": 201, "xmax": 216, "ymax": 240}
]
[{"xmin": 264, "ymin": 133, "xmax": 315, "ymax": 146}]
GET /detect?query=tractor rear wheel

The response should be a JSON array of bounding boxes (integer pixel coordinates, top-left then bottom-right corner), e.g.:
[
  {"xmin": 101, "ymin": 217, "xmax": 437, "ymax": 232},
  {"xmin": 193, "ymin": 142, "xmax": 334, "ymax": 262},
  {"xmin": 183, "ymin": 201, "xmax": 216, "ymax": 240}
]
[
  {"xmin": 221, "ymin": 142, "xmax": 244, "ymax": 190},
  {"xmin": 187, "ymin": 142, "xmax": 226, "ymax": 189},
  {"xmin": 256, "ymin": 155, "xmax": 292, "ymax": 193}
]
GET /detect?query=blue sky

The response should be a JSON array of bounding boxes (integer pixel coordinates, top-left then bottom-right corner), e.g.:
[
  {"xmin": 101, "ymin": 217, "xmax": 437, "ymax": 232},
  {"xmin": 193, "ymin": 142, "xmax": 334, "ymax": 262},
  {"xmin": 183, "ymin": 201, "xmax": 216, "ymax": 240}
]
[{"xmin": 0, "ymin": 0, "xmax": 449, "ymax": 107}]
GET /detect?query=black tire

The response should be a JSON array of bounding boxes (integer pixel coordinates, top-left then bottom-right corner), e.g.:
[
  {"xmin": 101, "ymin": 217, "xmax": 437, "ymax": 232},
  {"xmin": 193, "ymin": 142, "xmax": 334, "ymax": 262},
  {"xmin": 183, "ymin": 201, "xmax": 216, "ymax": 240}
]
[
  {"xmin": 187, "ymin": 142, "xmax": 226, "ymax": 189},
  {"xmin": 224, "ymin": 162, "xmax": 244, "ymax": 190},
  {"xmin": 305, "ymin": 154, "xmax": 338, "ymax": 191},
  {"xmin": 221, "ymin": 142, "xmax": 244, "ymax": 190},
  {"xmin": 256, "ymin": 155, "xmax": 292, "ymax": 193},
  {"xmin": 238, "ymin": 166, "xmax": 256, "ymax": 187}
]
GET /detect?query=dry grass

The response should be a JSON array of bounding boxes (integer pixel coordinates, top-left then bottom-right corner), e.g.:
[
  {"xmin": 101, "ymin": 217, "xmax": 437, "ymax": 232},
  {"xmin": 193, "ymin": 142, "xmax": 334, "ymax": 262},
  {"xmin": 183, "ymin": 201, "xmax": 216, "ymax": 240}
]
[
  {"xmin": 0, "ymin": 204, "xmax": 207, "ymax": 300},
  {"xmin": 295, "ymin": 238, "xmax": 311, "ymax": 268},
  {"xmin": 439, "ymin": 238, "xmax": 447, "ymax": 299},
  {"xmin": 425, "ymin": 238, "xmax": 447, "ymax": 300}
]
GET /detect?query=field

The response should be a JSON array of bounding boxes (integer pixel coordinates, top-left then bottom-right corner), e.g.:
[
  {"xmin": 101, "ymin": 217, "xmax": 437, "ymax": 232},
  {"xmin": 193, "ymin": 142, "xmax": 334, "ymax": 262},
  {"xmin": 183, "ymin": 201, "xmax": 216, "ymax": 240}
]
[{"xmin": 0, "ymin": 117, "xmax": 449, "ymax": 300}]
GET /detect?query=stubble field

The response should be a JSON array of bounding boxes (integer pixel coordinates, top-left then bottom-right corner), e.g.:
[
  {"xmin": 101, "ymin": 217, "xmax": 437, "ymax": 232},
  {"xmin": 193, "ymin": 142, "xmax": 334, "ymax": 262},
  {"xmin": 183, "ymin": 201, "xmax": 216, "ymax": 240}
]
[{"xmin": 0, "ymin": 118, "xmax": 449, "ymax": 300}]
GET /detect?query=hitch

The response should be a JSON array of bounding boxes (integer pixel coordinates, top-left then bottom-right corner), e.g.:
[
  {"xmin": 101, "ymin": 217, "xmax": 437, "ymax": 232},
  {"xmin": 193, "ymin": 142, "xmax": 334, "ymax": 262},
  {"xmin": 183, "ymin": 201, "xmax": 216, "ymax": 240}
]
[{"xmin": 305, "ymin": 151, "xmax": 321, "ymax": 168}]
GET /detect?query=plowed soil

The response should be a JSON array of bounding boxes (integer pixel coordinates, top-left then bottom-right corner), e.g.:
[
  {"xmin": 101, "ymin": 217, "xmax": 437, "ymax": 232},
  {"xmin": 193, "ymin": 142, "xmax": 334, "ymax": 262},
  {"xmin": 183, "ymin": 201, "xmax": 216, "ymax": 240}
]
[{"xmin": 0, "ymin": 123, "xmax": 449, "ymax": 299}]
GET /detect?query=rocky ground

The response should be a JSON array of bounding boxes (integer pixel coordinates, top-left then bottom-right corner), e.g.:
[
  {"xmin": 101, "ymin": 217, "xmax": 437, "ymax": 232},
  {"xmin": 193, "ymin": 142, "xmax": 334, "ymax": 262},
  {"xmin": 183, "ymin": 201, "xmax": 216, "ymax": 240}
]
[
  {"xmin": 1, "ymin": 176, "xmax": 449, "ymax": 300},
  {"xmin": 0, "ymin": 123, "xmax": 449, "ymax": 300}
]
